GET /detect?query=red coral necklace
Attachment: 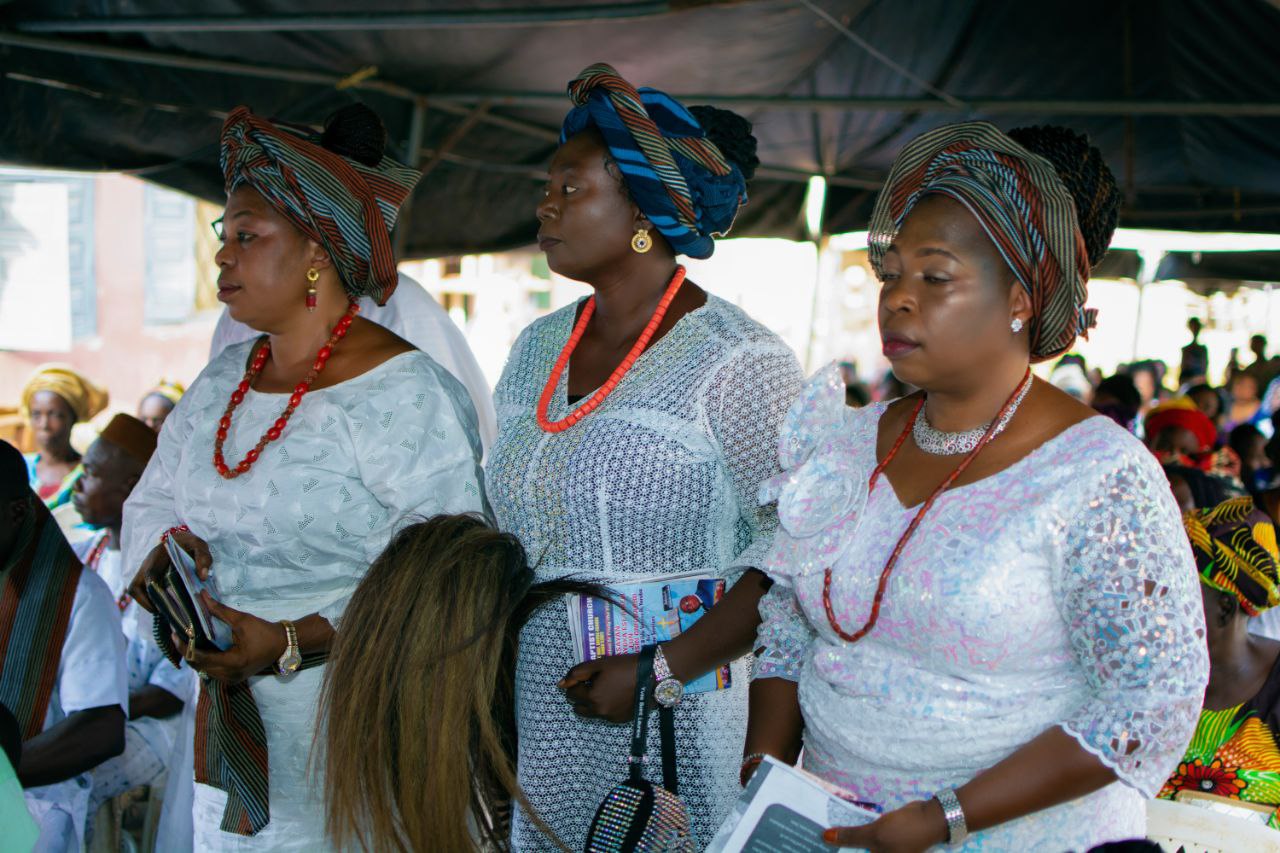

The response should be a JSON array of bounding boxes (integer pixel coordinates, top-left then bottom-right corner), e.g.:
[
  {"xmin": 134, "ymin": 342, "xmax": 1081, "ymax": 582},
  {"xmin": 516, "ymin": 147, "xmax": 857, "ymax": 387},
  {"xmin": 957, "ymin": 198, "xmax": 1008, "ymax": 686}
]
[
  {"xmin": 213, "ymin": 301, "xmax": 360, "ymax": 478},
  {"xmin": 822, "ymin": 368, "xmax": 1033, "ymax": 643},
  {"xmin": 536, "ymin": 265, "xmax": 686, "ymax": 433}
]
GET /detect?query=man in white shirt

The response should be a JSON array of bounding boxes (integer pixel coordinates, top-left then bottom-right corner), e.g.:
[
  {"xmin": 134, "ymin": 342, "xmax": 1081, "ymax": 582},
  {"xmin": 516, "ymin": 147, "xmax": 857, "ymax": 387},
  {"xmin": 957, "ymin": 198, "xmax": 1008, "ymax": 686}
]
[
  {"xmin": 0, "ymin": 440, "xmax": 128, "ymax": 853},
  {"xmin": 70, "ymin": 415, "xmax": 193, "ymax": 829}
]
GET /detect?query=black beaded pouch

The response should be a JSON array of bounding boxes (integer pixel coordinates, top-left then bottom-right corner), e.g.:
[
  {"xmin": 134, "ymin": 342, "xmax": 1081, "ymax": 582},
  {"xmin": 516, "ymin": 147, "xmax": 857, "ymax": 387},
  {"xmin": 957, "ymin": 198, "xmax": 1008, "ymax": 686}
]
[{"xmin": 584, "ymin": 644, "xmax": 693, "ymax": 852}]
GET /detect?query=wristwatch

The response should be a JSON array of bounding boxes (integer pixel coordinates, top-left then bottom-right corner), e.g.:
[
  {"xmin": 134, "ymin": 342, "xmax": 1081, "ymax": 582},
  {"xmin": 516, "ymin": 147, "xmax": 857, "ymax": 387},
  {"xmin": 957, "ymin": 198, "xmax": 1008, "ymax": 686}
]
[
  {"xmin": 652, "ymin": 644, "xmax": 684, "ymax": 708},
  {"xmin": 275, "ymin": 620, "xmax": 301, "ymax": 676}
]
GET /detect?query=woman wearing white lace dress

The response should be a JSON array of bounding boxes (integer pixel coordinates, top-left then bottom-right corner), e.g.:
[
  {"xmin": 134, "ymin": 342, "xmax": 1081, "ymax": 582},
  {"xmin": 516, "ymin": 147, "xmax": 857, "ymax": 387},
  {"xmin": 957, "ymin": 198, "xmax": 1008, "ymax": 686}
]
[
  {"xmin": 123, "ymin": 104, "xmax": 485, "ymax": 851},
  {"xmin": 745, "ymin": 123, "xmax": 1209, "ymax": 851},
  {"xmin": 485, "ymin": 65, "xmax": 802, "ymax": 849}
]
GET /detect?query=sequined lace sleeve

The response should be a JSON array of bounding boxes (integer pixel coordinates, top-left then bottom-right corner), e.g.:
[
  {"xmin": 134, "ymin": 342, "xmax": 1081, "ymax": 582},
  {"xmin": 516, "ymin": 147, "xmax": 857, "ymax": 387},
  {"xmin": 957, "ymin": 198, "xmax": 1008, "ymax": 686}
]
[
  {"xmin": 707, "ymin": 342, "xmax": 804, "ymax": 577},
  {"xmin": 753, "ymin": 580, "xmax": 816, "ymax": 682},
  {"xmin": 1054, "ymin": 439, "xmax": 1208, "ymax": 795}
]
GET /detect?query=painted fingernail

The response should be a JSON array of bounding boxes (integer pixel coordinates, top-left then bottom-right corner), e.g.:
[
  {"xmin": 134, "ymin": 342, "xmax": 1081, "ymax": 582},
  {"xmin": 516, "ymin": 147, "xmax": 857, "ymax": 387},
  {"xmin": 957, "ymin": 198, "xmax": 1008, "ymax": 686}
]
[{"xmin": 822, "ymin": 829, "xmax": 838, "ymax": 844}]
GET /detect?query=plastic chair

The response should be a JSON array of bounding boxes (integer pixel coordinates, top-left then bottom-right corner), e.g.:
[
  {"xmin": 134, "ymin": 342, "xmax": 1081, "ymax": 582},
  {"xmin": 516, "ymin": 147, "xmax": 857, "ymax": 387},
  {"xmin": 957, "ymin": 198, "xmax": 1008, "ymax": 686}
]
[
  {"xmin": 1147, "ymin": 797, "xmax": 1280, "ymax": 852},
  {"xmin": 88, "ymin": 796, "xmax": 121, "ymax": 853},
  {"xmin": 140, "ymin": 785, "xmax": 164, "ymax": 852}
]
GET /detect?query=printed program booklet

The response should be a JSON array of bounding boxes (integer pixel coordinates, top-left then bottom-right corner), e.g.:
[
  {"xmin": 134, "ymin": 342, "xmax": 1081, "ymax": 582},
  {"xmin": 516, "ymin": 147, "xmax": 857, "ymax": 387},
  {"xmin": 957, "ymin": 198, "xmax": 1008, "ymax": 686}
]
[
  {"xmin": 566, "ymin": 570, "xmax": 731, "ymax": 695},
  {"xmin": 706, "ymin": 757, "xmax": 879, "ymax": 852}
]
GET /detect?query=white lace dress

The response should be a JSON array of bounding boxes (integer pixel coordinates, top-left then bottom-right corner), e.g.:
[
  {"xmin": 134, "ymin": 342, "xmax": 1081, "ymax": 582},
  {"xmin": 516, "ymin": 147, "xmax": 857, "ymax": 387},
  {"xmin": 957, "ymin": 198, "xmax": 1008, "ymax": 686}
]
[
  {"xmin": 487, "ymin": 295, "xmax": 803, "ymax": 850},
  {"xmin": 121, "ymin": 340, "xmax": 486, "ymax": 852},
  {"xmin": 755, "ymin": 365, "xmax": 1209, "ymax": 850}
]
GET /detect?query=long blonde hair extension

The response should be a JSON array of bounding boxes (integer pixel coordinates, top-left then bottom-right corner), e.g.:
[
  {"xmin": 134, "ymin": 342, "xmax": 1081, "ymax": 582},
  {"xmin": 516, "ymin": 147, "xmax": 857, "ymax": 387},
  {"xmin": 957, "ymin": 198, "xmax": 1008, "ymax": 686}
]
[{"xmin": 317, "ymin": 513, "xmax": 593, "ymax": 852}]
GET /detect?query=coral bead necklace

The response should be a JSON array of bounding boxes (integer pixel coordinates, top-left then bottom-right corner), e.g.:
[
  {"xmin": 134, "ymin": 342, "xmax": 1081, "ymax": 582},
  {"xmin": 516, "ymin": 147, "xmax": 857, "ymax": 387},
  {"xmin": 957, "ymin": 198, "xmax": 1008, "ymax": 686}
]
[
  {"xmin": 213, "ymin": 300, "xmax": 361, "ymax": 478},
  {"xmin": 822, "ymin": 368, "xmax": 1033, "ymax": 643},
  {"xmin": 536, "ymin": 265, "xmax": 686, "ymax": 433}
]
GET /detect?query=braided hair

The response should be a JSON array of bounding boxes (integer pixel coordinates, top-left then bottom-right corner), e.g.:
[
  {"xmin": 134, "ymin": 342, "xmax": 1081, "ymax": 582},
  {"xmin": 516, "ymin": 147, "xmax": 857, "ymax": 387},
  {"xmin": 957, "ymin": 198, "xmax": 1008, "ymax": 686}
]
[
  {"xmin": 1007, "ymin": 125, "xmax": 1121, "ymax": 269},
  {"xmin": 690, "ymin": 105, "xmax": 760, "ymax": 181},
  {"xmin": 321, "ymin": 103, "xmax": 387, "ymax": 167}
]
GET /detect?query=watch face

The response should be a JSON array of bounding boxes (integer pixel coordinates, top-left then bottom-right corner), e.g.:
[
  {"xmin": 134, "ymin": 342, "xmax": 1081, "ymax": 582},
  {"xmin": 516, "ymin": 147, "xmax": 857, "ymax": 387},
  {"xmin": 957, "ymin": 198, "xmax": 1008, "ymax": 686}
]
[
  {"xmin": 655, "ymin": 678, "xmax": 684, "ymax": 707},
  {"xmin": 281, "ymin": 651, "xmax": 302, "ymax": 672}
]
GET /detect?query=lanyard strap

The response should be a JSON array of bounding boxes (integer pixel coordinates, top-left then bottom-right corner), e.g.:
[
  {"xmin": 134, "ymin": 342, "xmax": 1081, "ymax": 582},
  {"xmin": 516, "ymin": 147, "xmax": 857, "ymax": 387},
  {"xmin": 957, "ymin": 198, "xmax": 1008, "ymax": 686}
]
[{"xmin": 628, "ymin": 644, "xmax": 679, "ymax": 794}]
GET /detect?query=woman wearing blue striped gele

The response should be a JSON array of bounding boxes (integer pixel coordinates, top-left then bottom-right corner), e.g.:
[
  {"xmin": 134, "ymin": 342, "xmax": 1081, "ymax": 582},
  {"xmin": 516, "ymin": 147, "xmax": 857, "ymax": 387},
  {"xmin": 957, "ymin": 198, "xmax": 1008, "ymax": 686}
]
[{"xmin": 485, "ymin": 63, "xmax": 802, "ymax": 849}]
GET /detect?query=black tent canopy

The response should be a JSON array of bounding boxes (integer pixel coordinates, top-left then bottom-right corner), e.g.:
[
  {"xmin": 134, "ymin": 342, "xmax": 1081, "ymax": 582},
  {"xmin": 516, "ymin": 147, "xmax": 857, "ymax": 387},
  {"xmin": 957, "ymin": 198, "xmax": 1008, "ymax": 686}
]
[
  {"xmin": 1155, "ymin": 251, "xmax": 1280, "ymax": 295},
  {"xmin": 3, "ymin": 0, "xmax": 1280, "ymax": 258}
]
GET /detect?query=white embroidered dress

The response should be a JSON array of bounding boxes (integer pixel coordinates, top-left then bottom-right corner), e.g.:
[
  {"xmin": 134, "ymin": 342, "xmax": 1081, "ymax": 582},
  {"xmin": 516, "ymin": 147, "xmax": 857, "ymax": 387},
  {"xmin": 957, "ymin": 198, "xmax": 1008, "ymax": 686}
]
[
  {"xmin": 487, "ymin": 295, "xmax": 802, "ymax": 850},
  {"xmin": 754, "ymin": 366, "xmax": 1209, "ymax": 850},
  {"xmin": 122, "ymin": 340, "xmax": 486, "ymax": 852}
]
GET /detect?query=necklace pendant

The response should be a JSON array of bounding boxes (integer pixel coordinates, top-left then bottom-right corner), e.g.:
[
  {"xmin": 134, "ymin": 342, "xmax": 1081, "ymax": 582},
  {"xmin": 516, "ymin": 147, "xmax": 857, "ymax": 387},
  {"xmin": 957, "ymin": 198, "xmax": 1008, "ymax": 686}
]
[{"xmin": 911, "ymin": 374, "xmax": 1033, "ymax": 456}]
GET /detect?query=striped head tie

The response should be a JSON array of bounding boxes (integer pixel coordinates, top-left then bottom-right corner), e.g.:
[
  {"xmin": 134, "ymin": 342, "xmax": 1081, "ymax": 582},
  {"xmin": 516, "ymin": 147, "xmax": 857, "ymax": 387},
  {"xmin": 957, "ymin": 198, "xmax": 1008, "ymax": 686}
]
[
  {"xmin": 867, "ymin": 121, "xmax": 1094, "ymax": 361},
  {"xmin": 220, "ymin": 106, "xmax": 422, "ymax": 306},
  {"xmin": 561, "ymin": 63, "xmax": 747, "ymax": 259}
]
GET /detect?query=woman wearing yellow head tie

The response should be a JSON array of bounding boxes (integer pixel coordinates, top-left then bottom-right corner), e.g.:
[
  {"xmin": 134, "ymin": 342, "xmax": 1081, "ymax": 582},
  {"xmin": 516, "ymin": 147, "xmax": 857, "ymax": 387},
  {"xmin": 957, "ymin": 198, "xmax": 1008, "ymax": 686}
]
[
  {"xmin": 136, "ymin": 380, "xmax": 185, "ymax": 433},
  {"xmin": 20, "ymin": 364, "xmax": 108, "ymax": 509}
]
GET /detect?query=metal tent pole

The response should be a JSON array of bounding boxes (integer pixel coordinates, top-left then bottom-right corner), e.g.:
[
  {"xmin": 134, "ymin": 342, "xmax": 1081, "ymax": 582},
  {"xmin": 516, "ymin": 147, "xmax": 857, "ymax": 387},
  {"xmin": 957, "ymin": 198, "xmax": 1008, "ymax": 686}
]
[{"xmin": 393, "ymin": 97, "xmax": 428, "ymax": 259}]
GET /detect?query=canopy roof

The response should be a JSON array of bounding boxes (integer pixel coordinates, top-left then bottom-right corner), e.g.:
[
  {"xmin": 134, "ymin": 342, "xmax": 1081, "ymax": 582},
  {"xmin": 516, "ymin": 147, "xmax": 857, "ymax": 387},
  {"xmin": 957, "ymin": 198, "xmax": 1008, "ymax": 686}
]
[{"xmin": 3, "ymin": 0, "xmax": 1280, "ymax": 257}]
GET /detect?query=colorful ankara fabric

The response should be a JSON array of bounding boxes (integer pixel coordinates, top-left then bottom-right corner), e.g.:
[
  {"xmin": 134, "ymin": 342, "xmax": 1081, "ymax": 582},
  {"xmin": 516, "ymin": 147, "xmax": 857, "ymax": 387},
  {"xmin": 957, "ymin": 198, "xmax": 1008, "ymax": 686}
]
[
  {"xmin": 21, "ymin": 363, "xmax": 108, "ymax": 424},
  {"xmin": 561, "ymin": 63, "xmax": 747, "ymax": 259},
  {"xmin": 0, "ymin": 499, "xmax": 84, "ymax": 739},
  {"xmin": 1147, "ymin": 398, "xmax": 1218, "ymax": 454},
  {"xmin": 24, "ymin": 454, "xmax": 82, "ymax": 510},
  {"xmin": 220, "ymin": 106, "xmax": 422, "ymax": 305},
  {"xmin": 1159, "ymin": 655, "xmax": 1280, "ymax": 828},
  {"xmin": 1185, "ymin": 496, "xmax": 1280, "ymax": 617},
  {"xmin": 867, "ymin": 121, "xmax": 1092, "ymax": 361}
]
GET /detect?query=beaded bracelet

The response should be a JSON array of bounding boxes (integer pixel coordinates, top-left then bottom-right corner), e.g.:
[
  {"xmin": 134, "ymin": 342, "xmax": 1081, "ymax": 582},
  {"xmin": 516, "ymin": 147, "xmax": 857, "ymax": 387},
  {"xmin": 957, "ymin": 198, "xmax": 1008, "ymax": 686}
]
[
  {"xmin": 739, "ymin": 752, "xmax": 768, "ymax": 787},
  {"xmin": 160, "ymin": 524, "xmax": 189, "ymax": 546}
]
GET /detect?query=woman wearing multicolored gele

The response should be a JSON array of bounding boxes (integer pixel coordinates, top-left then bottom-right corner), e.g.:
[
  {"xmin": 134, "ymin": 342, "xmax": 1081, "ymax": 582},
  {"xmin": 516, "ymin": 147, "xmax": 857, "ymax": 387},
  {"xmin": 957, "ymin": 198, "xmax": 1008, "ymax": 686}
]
[{"xmin": 745, "ymin": 122, "xmax": 1208, "ymax": 851}]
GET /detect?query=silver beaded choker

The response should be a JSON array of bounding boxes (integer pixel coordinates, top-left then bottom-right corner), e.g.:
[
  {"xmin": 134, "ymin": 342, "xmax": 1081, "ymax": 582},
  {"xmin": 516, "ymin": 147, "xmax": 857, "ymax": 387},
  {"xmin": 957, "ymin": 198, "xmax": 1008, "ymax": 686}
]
[{"xmin": 912, "ymin": 376, "xmax": 1033, "ymax": 456}]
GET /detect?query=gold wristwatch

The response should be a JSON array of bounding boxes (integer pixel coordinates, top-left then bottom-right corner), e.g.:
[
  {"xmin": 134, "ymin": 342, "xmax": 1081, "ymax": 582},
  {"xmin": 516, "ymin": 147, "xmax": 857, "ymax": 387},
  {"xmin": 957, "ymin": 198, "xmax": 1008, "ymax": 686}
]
[{"xmin": 275, "ymin": 620, "xmax": 301, "ymax": 675}]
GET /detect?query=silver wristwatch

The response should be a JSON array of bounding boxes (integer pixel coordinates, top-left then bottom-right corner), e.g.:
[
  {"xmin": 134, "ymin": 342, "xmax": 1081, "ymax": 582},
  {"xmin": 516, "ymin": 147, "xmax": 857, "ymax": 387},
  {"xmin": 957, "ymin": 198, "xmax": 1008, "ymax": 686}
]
[
  {"xmin": 652, "ymin": 645, "xmax": 684, "ymax": 708},
  {"xmin": 934, "ymin": 787, "xmax": 968, "ymax": 845}
]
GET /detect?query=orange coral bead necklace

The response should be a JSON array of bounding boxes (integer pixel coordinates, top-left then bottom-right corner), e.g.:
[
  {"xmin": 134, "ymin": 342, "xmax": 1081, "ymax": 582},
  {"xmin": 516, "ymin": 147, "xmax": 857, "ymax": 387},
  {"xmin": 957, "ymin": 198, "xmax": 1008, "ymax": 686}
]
[{"xmin": 536, "ymin": 265, "xmax": 686, "ymax": 433}]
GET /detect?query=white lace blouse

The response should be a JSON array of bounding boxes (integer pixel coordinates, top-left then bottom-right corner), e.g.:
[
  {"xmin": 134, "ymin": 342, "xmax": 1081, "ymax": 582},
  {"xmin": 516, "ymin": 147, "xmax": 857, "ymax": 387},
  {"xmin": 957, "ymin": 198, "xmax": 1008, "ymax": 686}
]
[
  {"xmin": 487, "ymin": 295, "xmax": 803, "ymax": 850},
  {"xmin": 121, "ymin": 340, "xmax": 486, "ymax": 851},
  {"xmin": 754, "ymin": 365, "xmax": 1208, "ymax": 850}
]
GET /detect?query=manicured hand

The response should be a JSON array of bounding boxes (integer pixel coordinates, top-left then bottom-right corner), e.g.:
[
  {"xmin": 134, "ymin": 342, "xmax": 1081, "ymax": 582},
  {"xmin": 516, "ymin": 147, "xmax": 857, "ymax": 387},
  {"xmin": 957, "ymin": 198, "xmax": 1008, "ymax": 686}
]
[
  {"xmin": 558, "ymin": 653, "xmax": 641, "ymax": 722},
  {"xmin": 823, "ymin": 799, "xmax": 949, "ymax": 852},
  {"xmin": 129, "ymin": 528, "xmax": 213, "ymax": 612},
  {"xmin": 174, "ymin": 592, "xmax": 286, "ymax": 685}
]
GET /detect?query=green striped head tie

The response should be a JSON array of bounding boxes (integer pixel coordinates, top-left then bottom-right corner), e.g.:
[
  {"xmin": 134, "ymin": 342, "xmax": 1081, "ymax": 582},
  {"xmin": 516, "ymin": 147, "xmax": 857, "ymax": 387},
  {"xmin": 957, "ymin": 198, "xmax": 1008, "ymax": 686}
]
[
  {"xmin": 220, "ymin": 106, "xmax": 421, "ymax": 306},
  {"xmin": 868, "ymin": 121, "xmax": 1093, "ymax": 362}
]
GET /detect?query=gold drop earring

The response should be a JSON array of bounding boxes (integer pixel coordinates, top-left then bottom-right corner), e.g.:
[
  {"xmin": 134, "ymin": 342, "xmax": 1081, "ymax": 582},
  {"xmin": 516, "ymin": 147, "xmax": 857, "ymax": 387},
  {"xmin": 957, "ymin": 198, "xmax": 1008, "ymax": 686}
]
[
  {"xmin": 305, "ymin": 268, "xmax": 319, "ymax": 312},
  {"xmin": 631, "ymin": 228, "xmax": 652, "ymax": 254}
]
